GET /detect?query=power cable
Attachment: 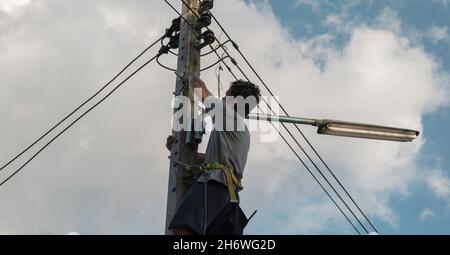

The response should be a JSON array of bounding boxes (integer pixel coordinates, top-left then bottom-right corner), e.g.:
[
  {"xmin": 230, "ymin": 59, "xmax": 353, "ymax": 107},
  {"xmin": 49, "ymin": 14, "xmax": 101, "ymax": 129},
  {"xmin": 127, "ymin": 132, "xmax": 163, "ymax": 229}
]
[
  {"xmin": 256, "ymin": 106, "xmax": 362, "ymax": 235},
  {"xmin": 200, "ymin": 56, "xmax": 230, "ymax": 72},
  {"xmin": 0, "ymin": 53, "xmax": 161, "ymax": 188},
  {"xmin": 201, "ymin": 39, "xmax": 231, "ymax": 57},
  {"xmin": 157, "ymin": 55, "xmax": 177, "ymax": 72},
  {"xmin": 0, "ymin": 35, "xmax": 165, "ymax": 174}
]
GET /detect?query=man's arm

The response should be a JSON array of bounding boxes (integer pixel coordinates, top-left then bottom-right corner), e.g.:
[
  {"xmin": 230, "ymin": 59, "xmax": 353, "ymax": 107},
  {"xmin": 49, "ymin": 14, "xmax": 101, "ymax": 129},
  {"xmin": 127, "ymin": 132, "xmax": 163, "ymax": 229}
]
[{"xmin": 187, "ymin": 72, "xmax": 212, "ymax": 101}]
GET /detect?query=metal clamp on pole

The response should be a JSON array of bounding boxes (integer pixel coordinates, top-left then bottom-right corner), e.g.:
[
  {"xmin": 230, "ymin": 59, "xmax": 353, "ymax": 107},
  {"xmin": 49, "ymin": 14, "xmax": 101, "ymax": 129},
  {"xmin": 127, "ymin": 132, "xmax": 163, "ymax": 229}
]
[
  {"xmin": 196, "ymin": 30, "xmax": 215, "ymax": 49},
  {"xmin": 198, "ymin": 0, "xmax": 214, "ymax": 14}
]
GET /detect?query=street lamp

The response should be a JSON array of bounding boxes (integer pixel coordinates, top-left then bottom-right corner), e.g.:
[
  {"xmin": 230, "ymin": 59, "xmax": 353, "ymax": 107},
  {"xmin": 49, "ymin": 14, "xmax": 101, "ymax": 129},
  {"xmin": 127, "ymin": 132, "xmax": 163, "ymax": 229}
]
[{"xmin": 247, "ymin": 113, "xmax": 419, "ymax": 142}]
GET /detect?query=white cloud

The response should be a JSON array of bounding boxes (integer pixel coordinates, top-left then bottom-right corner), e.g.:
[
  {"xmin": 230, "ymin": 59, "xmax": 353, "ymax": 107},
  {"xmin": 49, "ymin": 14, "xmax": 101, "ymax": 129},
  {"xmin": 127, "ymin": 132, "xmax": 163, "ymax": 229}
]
[
  {"xmin": 323, "ymin": 14, "xmax": 342, "ymax": 27},
  {"xmin": 322, "ymin": 6, "xmax": 400, "ymax": 35},
  {"xmin": 419, "ymin": 207, "xmax": 434, "ymax": 222},
  {"xmin": 0, "ymin": 0, "xmax": 30, "ymax": 13},
  {"xmin": 0, "ymin": 0, "xmax": 448, "ymax": 234},
  {"xmin": 428, "ymin": 26, "xmax": 449, "ymax": 44},
  {"xmin": 427, "ymin": 169, "xmax": 450, "ymax": 200},
  {"xmin": 376, "ymin": 7, "xmax": 402, "ymax": 32},
  {"xmin": 296, "ymin": 0, "xmax": 364, "ymax": 14},
  {"xmin": 295, "ymin": 0, "xmax": 321, "ymax": 12}
]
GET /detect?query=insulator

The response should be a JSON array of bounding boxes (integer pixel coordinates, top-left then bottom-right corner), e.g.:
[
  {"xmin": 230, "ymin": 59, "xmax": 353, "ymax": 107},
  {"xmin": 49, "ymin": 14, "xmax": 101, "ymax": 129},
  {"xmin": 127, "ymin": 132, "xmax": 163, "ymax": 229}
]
[
  {"xmin": 196, "ymin": 30, "xmax": 215, "ymax": 49},
  {"xmin": 164, "ymin": 17, "xmax": 181, "ymax": 38},
  {"xmin": 198, "ymin": 0, "xmax": 214, "ymax": 14},
  {"xmin": 170, "ymin": 17, "xmax": 181, "ymax": 32},
  {"xmin": 195, "ymin": 12, "xmax": 212, "ymax": 30}
]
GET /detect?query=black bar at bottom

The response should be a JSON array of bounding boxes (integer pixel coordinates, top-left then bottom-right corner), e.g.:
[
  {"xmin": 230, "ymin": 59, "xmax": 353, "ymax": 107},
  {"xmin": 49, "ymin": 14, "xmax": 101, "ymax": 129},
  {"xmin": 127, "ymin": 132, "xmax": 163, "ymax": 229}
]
[{"xmin": 0, "ymin": 235, "xmax": 447, "ymax": 254}]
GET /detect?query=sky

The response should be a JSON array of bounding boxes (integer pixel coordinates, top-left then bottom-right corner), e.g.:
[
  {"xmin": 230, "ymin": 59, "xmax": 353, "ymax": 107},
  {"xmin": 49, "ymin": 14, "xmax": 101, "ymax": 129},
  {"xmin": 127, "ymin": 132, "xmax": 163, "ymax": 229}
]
[{"xmin": 0, "ymin": 0, "xmax": 449, "ymax": 234}]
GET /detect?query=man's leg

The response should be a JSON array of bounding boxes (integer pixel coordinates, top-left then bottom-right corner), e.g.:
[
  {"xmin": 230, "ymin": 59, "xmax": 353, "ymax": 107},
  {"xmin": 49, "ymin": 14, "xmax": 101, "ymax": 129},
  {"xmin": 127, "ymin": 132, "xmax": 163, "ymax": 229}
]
[
  {"xmin": 168, "ymin": 182, "xmax": 205, "ymax": 235},
  {"xmin": 170, "ymin": 225, "xmax": 195, "ymax": 235}
]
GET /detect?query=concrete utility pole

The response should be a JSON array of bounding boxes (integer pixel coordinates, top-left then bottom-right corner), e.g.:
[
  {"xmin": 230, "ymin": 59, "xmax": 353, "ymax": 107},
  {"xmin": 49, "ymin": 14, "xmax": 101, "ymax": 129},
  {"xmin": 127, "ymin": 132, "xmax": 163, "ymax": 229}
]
[{"xmin": 165, "ymin": 0, "xmax": 201, "ymax": 234}]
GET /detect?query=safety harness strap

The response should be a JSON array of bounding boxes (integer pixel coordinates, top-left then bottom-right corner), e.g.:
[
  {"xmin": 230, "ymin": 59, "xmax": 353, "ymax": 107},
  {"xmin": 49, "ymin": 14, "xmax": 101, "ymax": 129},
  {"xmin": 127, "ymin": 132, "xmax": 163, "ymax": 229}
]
[
  {"xmin": 167, "ymin": 157, "xmax": 242, "ymax": 203},
  {"xmin": 201, "ymin": 160, "xmax": 242, "ymax": 203}
]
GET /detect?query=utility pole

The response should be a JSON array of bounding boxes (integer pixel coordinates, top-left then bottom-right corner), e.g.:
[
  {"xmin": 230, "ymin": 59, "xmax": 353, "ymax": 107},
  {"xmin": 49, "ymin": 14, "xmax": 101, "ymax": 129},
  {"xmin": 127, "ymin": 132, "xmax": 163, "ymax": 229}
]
[{"xmin": 165, "ymin": 0, "xmax": 201, "ymax": 234}]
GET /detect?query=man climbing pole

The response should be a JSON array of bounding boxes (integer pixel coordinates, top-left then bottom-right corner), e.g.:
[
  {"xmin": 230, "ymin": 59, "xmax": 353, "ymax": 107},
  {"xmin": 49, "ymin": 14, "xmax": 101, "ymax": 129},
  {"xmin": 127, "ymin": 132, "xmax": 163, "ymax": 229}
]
[{"xmin": 166, "ymin": 72, "xmax": 260, "ymax": 235}]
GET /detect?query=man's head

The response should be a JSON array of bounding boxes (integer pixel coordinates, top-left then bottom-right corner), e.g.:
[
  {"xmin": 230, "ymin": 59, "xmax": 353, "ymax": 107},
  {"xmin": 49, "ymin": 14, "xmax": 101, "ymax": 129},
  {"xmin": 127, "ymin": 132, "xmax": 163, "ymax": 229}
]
[{"xmin": 225, "ymin": 80, "xmax": 261, "ymax": 116}]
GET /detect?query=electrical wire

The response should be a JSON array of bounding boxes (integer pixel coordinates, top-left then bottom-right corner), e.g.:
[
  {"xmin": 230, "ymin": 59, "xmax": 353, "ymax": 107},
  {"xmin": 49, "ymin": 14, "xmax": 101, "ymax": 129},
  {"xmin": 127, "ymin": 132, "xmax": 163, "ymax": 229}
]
[
  {"xmin": 201, "ymin": 39, "xmax": 231, "ymax": 57},
  {"xmin": 0, "ymin": 53, "xmax": 161, "ymax": 188},
  {"xmin": 263, "ymin": 96, "xmax": 369, "ymax": 234},
  {"xmin": 160, "ymin": 37, "xmax": 179, "ymax": 57},
  {"xmin": 256, "ymin": 106, "xmax": 362, "ymax": 235},
  {"xmin": 157, "ymin": 55, "xmax": 177, "ymax": 72},
  {"xmin": 0, "ymin": 35, "xmax": 165, "ymax": 174},
  {"xmin": 200, "ymin": 56, "xmax": 230, "ymax": 72},
  {"xmin": 157, "ymin": 49, "xmax": 229, "ymax": 72}
]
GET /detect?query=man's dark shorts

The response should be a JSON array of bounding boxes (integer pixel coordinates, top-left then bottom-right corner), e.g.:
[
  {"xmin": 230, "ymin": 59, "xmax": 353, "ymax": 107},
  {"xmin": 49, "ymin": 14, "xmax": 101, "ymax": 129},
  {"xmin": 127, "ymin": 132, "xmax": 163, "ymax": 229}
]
[{"xmin": 169, "ymin": 180, "xmax": 248, "ymax": 235}]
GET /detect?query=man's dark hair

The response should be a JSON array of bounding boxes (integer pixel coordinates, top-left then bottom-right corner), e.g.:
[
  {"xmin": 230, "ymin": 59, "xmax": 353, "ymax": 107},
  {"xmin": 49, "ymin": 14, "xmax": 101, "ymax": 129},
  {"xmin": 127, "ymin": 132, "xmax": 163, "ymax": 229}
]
[{"xmin": 226, "ymin": 80, "xmax": 261, "ymax": 116}]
